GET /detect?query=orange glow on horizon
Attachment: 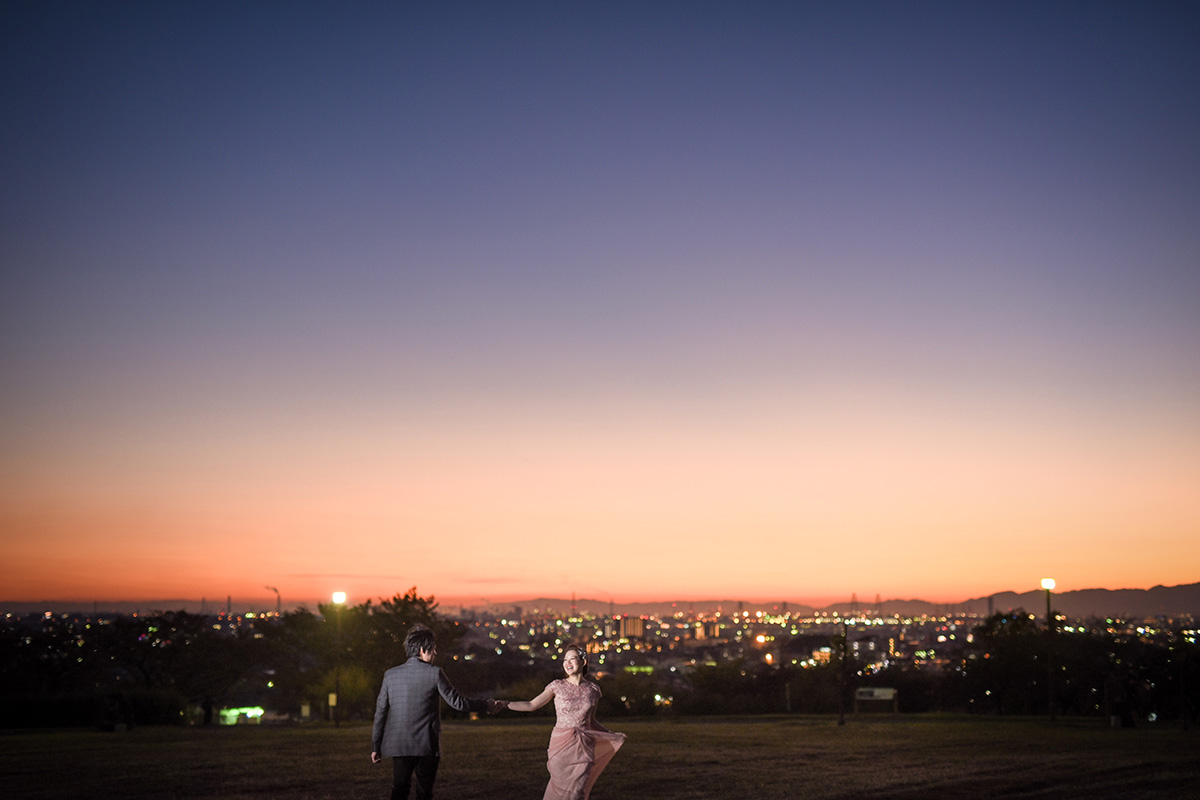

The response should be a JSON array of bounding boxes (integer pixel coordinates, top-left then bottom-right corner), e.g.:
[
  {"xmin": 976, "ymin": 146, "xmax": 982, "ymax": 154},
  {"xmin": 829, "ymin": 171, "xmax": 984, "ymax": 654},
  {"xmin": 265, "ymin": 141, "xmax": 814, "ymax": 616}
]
[{"xmin": 3, "ymin": 360, "xmax": 1198, "ymax": 608}]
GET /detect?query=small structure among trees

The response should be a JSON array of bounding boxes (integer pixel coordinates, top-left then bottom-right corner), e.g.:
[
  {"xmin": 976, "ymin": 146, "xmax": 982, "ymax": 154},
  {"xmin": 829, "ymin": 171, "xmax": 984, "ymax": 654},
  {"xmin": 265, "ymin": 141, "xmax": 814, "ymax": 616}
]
[{"xmin": 854, "ymin": 686, "xmax": 898, "ymax": 713}]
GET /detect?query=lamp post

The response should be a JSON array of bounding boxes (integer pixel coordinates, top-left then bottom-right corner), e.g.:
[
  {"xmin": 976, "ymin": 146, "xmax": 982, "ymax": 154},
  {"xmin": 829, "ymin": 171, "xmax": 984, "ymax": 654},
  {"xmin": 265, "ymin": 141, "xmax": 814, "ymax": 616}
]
[
  {"xmin": 837, "ymin": 618, "xmax": 848, "ymax": 727},
  {"xmin": 1041, "ymin": 578, "xmax": 1056, "ymax": 721},
  {"xmin": 332, "ymin": 592, "xmax": 346, "ymax": 727}
]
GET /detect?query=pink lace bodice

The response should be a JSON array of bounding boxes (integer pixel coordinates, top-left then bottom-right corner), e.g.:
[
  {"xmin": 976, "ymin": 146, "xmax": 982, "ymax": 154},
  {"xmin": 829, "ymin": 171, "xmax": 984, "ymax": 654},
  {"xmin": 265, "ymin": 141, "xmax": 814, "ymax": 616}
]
[{"xmin": 548, "ymin": 679, "xmax": 601, "ymax": 729}]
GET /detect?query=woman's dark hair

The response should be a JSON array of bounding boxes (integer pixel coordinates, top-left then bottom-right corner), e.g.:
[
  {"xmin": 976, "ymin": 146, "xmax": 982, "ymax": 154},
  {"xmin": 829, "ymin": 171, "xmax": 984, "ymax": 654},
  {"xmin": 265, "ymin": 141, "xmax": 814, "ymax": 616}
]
[{"xmin": 405, "ymin": 625, "xmax": 436, "ymax": 660}]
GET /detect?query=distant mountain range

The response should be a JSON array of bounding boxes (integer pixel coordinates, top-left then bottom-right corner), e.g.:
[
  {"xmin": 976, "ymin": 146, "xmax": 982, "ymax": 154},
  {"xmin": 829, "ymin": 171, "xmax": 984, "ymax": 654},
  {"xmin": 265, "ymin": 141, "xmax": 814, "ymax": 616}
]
[
  {"xmin": 5, "ymin": 582, "xmax": 1198, "ymax": 619},
  {"xmin": 464, "ymin": 582, "xmax": 1200, "ymax": 620}
]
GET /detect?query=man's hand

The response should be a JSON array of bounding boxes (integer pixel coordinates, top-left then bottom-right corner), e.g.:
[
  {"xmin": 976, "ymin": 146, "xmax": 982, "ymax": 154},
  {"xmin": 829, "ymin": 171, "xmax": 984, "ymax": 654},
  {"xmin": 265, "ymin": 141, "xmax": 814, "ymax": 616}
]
[
  {"xmin": 486, "ymin": 699, "xmax": 508, "ymax": 715},
  {"xmin": 371, "ymin": 751, "xmax": 382, "ymax": 764}
]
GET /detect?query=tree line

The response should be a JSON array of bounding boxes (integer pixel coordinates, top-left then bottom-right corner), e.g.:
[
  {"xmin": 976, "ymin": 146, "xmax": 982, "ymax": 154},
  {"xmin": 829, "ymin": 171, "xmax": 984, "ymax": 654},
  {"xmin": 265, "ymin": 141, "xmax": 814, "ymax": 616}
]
[{"xmin": 2, "ymin": 590, "xmax": 1195, "ymax": 728}]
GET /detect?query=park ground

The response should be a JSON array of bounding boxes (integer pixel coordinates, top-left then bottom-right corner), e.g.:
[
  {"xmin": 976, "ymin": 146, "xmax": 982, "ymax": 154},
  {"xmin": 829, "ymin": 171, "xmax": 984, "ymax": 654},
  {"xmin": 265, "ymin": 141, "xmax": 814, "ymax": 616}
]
[{"xmin": 2, "ymin": 715, "xmax": 1197, "ymax": 799}]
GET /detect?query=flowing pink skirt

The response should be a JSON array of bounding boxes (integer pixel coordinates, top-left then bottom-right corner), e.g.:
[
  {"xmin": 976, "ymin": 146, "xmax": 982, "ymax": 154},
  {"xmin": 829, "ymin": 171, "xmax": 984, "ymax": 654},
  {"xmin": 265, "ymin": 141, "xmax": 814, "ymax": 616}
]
[{"xmin": 543, "ymin": 725, "xmax": 626, "ymax": 800}]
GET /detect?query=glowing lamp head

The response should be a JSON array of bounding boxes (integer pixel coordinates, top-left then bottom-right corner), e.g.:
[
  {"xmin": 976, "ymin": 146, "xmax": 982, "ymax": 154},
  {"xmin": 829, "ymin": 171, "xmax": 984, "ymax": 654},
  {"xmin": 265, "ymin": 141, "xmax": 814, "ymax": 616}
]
[
  {"xmin": 332, "ymin": 592, "xmax": 347, "ymax": 605},
  {"xmin": 1041, "ymin": 578, "xmax": 1056, "ymax": 591}
]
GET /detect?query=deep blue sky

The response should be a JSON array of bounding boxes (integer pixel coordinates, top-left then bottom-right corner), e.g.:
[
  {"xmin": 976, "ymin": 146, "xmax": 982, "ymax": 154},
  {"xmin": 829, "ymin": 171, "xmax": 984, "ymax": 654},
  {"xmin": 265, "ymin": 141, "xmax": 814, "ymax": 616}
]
[{"xmin": 2, "ymin": 2, "xmax": 1198, "ymax": 604}]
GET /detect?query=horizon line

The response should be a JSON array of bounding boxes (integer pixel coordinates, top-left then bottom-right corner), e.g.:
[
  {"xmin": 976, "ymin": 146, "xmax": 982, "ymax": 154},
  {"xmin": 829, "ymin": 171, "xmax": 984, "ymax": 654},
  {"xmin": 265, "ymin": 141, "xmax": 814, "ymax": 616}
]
[{"xmin": 5, "ymin": 580, "xmax": 1197, "ymax": 611}]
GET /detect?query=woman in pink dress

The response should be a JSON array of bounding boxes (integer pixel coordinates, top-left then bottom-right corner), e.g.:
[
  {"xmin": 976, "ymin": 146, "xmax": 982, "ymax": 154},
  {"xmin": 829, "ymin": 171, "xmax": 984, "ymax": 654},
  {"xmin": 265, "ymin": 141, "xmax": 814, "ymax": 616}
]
[{"xmin": 501, "ymin": 645, "xmax": 625, "ymax": 800}]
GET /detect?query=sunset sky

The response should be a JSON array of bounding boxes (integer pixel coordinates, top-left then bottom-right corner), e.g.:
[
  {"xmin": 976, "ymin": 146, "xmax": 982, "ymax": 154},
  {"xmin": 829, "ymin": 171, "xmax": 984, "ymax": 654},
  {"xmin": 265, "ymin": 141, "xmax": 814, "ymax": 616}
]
[{"xmin": 2, "ymin": 2, "xmax": 1198, "ymax": 609}]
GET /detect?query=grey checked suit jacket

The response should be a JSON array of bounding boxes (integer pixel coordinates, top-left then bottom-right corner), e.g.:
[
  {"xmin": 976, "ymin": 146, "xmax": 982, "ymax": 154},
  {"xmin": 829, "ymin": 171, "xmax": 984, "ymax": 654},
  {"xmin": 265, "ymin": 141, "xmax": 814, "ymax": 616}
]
[{"xmin": 372, "ymin": 658, "xmax": 486, "ymax": 757}]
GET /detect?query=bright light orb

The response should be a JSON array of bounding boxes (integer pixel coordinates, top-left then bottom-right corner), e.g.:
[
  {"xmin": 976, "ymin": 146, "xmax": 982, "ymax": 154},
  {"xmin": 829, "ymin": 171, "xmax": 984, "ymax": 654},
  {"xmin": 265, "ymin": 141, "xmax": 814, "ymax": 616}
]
[
  {"xmin": 332, "ymin": 592, "xmax": 347, "ymax": 604},
  {"xmin": 1041, "ymin": 578, "xmax": 1056, "ymax": 591}
]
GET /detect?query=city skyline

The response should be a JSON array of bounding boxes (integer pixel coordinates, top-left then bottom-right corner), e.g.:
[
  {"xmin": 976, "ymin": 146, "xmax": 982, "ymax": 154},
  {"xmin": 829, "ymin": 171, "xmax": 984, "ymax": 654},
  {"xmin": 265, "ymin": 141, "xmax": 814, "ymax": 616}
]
[
  {"xmin": 3, "ymin": 4, "xmax": 1198, "ymax": 606},
  {"xmin": 9, "ymin": 579, "xmax": 1200, "ymax": 620}
]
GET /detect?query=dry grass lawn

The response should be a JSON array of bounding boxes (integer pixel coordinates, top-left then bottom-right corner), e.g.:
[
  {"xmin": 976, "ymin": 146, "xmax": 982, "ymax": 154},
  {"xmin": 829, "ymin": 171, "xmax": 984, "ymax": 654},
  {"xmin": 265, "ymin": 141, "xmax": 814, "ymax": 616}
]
[{"xmin": 2, "ymin": 715, "xmax": 1197, "ymax": 799}]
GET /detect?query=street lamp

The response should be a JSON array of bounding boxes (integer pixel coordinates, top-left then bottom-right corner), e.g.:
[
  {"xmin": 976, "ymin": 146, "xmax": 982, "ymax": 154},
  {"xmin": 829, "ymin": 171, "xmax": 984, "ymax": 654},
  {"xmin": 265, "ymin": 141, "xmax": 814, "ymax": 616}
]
[
  {"xmin": 332, "ymin": 592, "xmax": 346, "ymax": 727},
  {"xmin": 1041, "ymin": 578, "xmax": 1055, "ymax": 624},
  {"xmin": 1041, "ymin": 578, "xmax": 1056, "ymax": 720}
]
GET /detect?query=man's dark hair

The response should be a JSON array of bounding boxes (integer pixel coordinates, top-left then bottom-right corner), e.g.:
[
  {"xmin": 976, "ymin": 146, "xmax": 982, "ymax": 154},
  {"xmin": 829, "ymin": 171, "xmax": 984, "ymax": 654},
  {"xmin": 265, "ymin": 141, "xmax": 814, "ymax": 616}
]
[{"xmin": 405, "ymin": 624, "xmax": 437, "ymax": 660}]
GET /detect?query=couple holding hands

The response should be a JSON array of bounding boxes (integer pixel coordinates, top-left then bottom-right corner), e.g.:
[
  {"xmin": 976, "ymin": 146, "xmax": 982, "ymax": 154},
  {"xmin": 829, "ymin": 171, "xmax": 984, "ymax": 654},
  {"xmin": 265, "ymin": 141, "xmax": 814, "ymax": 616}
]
[{"xmin": 372, "ymin": 625, "xmax": 624, "ymax": 800}]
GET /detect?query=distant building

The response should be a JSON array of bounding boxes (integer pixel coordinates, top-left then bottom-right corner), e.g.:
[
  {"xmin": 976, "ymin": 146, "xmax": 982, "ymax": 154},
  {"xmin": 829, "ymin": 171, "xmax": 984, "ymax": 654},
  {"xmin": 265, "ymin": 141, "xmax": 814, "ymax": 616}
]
[{"xmin": 620, "ymin": 615, "xmax": 645, "ymax": 639}]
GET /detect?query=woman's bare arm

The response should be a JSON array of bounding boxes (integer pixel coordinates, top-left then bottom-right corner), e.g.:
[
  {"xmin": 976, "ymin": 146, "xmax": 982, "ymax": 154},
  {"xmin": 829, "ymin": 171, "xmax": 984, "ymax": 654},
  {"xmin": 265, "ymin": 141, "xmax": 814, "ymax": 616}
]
[{"xmin": 505, "ymin": 686, "xmax": 554, "ymax": 712}]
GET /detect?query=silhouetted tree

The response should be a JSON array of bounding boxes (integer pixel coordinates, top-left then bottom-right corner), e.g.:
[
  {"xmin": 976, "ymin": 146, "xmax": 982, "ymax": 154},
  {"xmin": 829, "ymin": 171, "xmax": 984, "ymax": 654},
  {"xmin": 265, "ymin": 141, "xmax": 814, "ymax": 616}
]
[
  {"xmin": 961, "ymin": 611, "xmax": 1047, "ymax": 715},
  {"xmin": 252, "ymin": 608, "xmax": 326, "ymax": 718},
  {"xmin": 597, "ymin": 669, "xmax": 661, "ymax": 717}
]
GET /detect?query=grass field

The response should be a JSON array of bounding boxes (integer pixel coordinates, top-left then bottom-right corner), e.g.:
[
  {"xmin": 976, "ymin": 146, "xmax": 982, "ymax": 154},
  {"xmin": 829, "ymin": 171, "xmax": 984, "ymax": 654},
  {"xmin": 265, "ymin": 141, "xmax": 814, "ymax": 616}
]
[{"xmin": 2, "ymin": 715, "xmax": 1196, "ymax": 799}]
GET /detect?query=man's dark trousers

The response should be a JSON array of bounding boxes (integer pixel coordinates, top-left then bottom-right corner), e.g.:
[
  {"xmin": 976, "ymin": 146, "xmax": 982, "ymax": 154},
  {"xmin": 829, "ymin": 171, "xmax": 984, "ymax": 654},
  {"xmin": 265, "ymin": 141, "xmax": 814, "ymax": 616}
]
[{"xmin": 392, "ymin": 755, "xmax": 439, "ymax": 800}]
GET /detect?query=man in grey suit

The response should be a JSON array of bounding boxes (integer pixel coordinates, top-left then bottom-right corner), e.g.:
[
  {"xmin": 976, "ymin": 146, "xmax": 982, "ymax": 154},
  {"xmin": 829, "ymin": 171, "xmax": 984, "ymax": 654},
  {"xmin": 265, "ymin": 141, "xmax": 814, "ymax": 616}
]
[{"xmin": 371, "ymin": 624, "xmax": 494, "ymax": 799}]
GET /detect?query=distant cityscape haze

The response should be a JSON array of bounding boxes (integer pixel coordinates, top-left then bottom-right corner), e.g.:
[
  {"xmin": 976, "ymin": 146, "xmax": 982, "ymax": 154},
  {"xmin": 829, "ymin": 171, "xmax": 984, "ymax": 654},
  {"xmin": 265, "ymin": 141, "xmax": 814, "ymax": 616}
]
[{"xmin": 7, "ymin": 581, "xmax": 1200, "ymax": 621}]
